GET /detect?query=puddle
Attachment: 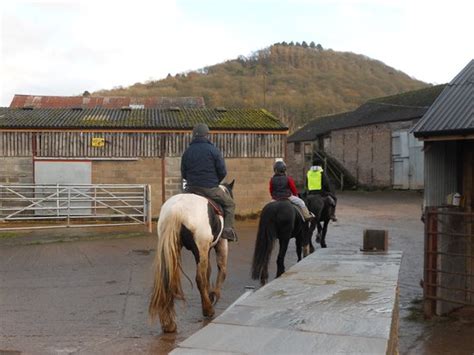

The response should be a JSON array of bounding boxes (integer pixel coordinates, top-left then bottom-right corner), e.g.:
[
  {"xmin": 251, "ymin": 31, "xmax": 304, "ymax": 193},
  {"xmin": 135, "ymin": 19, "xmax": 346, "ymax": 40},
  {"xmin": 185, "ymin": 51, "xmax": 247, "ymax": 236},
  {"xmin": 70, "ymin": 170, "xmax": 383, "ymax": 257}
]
[{"xmin": 327, "ymin": 288, "xmax": 374, "ymax": 304}]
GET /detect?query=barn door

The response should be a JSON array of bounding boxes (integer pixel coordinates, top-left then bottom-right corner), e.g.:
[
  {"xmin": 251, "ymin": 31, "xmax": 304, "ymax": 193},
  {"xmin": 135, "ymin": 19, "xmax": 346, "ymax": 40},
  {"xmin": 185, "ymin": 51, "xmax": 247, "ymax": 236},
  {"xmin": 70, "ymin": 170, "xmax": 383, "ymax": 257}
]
[
  {"xmin": 408, "ymin": 134, "xmax": 424, "ymax": 189},
  {"xmin": 392, "ymin": 131, "xmax": 409, "ymax": 189},
  {"xmin": 392, "ymin": 131, "xmax": 424, "ymax": 190},
  {"xmin": 34, "ymin": 160, "xmax": 92, "ymax": 215}
]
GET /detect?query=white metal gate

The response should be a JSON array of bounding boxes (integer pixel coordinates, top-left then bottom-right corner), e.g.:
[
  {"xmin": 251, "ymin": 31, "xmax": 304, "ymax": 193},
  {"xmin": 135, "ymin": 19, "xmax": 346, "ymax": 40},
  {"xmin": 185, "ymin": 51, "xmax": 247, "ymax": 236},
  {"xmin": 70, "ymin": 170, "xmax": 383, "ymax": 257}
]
[
  {"xmin": 0, "ymin": 184, "xmax": 152, "ymax": 231},
  {"xmin": 392, "ymin": 130, "xmax": 424, "ymax": 189}
]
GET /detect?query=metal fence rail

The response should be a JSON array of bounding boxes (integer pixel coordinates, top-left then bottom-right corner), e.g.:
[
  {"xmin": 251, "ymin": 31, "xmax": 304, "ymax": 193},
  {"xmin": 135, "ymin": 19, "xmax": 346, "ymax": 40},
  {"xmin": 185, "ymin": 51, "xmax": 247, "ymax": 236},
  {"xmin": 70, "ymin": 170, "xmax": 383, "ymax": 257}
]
[
  {"xmin": 424, "ymin": 207, "xmax": 474, "ymax": 317},
  {"xmin": 0, "ymin": 184, "xmax": 152, "ymax": 231}
]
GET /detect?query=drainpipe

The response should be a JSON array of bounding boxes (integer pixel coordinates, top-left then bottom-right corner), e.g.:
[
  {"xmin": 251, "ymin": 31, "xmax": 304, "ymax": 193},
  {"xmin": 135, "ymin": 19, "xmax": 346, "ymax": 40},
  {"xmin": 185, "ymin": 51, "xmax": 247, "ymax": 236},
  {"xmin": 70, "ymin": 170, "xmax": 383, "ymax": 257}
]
[{"xmin": 161, "ymin": 134, "xmax": 166, "ymax": 205}]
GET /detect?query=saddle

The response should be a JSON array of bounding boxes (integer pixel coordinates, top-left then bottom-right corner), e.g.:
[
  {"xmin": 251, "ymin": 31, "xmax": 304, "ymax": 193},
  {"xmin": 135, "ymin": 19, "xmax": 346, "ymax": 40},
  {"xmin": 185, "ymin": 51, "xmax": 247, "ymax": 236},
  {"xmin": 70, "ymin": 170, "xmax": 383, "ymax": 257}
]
[{"xmin": 271, "ymin": 198, "xmax": 305, "ymax": 222}]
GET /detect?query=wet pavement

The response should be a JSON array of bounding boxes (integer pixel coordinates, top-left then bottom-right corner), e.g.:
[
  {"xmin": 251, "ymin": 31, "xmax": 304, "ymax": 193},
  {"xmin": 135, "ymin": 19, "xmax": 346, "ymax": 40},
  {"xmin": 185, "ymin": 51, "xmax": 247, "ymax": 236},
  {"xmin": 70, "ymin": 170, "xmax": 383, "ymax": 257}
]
[
  {"xmin": 173, "ymin": 249, "xmax": 403, "ymax": 354},
  {"xmin": 1, "ymin": 191, "xmax": 473, "ymax": 354}
]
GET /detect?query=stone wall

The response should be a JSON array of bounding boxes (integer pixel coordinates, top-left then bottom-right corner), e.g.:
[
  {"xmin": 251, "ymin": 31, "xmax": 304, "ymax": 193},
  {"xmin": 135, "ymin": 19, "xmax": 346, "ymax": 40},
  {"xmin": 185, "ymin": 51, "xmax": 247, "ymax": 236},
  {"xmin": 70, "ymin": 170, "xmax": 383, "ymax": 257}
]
[
  {"xmin": 163, "ymin": 157, "xmax": 277, "ymax": 216},
  {"xmin": 328, "ymin": 124, "xmax": 393, "ymax": 187},
  {"xmin": 0, "ymin": 156, "xmax": 281, "ymax": 218},
  {"xmin": 91, "ymin": 157, "xmax": 278, "ymax": 217},
  {"xmin": 0, "ymin": 157, "xmax": 34, "ymax": 184},
  {"xmin": 91, "ymin": 159, "xmax": 162, "ymax": 217},
  {"xmin": 286, "ymin": 142, "xmax": 315, "ymax": 190},
  {"xmin": 226, "ymin": 158, "xmax": 277, "ymax": 215}
]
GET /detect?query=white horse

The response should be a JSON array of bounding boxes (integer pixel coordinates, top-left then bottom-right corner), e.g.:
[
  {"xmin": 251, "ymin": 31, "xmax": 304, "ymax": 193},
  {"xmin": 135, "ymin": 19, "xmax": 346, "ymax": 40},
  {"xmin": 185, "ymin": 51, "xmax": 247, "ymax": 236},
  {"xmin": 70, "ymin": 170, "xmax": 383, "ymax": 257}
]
[{"xmin": 149, "ymin": 181, "xmax": 234, "ymax": 333}]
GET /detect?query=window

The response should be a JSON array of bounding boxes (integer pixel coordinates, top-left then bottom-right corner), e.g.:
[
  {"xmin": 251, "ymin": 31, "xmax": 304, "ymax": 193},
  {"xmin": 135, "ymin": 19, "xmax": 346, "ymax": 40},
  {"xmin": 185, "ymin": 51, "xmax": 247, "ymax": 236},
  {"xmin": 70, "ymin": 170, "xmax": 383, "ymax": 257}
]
[{"xmin": 294, "ymin": 142, "xmax": 301, "ymax": 154}]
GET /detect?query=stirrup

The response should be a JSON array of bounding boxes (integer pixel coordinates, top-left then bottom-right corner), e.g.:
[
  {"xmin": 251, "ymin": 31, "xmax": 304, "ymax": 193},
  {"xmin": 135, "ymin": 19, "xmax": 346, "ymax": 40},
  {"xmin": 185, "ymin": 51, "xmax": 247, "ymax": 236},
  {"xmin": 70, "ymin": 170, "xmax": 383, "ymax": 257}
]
[{"xmin": 222, "ymin": 228, "xmax": 238, "ymax": 242}]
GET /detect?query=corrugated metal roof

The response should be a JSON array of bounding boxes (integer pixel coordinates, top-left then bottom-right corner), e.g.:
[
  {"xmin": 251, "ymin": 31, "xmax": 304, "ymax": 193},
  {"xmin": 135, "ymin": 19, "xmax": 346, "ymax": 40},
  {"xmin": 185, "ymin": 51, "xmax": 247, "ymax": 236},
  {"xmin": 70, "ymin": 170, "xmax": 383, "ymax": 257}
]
[
  {"xmin": 9, "ymin": 95, "xmax": 206, "ymax": 109},
  {"xmin": 288, "ymin": 85, "xmax": 444, "ymax": 143},
  {"xmin": 0, "ymin": 108, "xmax": 287, "ymax": 131},
  {"xmin": 412, "ymin": 60, "xmax": 474, "ymax": 137},
  {"xmin": 288, "ymin": 103, "xmax": 428, "ymax": 142}
]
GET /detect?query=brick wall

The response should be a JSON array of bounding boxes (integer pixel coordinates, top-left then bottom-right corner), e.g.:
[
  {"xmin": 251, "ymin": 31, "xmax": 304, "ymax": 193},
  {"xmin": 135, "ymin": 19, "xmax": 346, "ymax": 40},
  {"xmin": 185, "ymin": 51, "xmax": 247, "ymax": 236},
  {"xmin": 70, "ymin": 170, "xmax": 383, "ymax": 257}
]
[
  {"xmin": 226, "ymin": 158, "xmax": 277, "ymax": 215},
  {"xmin": 91, "ymin": 159, "xmax": 162, "ymax": 216},
  {"xmin": 287, "ymin": 142, "xmax": 316, "ymax": 190},
  {"xmin": 91, "ymin": 157, "xmax": 278, "ymax": 217},
  {"xmin": 164, "ymin": 157, "xmax": 184, "ymax": 201},
  {"xmin": 163, "ymin": 156, "xmax": 279, "ymax": 215},
  {"xmin": 0, "ymin": 157, "xmax": 33, "ymax": 184},
  {"xmin": 328, "ymin": 124, "xmax": 392, "ymax": 187}
]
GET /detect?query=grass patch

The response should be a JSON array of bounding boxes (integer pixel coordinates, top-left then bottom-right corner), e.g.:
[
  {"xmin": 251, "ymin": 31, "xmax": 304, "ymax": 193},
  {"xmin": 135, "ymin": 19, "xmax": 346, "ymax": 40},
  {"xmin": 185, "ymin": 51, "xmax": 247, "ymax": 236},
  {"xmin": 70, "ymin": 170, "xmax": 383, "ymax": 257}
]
[
  {"xmin": 0, "ymin": 232, "xmax": 19, "ymax": 239},
  {"xmin": 405, "ymin": 297, "xmax": 424, "ymax": 322}
]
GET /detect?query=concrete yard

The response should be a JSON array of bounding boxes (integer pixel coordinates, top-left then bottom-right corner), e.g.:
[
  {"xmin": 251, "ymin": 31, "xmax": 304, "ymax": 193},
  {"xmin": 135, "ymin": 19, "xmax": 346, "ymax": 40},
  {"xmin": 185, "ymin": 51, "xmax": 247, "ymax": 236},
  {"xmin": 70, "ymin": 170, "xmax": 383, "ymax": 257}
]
[{"xmin": 1, "ymin": 191, "xmax": 473, "ymax": 354}]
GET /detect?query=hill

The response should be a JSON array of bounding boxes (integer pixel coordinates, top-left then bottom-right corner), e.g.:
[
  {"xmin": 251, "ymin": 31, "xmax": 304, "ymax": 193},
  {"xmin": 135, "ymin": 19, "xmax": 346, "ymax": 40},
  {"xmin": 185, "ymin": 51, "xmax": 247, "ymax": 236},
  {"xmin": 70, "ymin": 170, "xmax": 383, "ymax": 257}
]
[{"xmin": 95, "ymin": 43, "xmax": 429, "ymax": 131}]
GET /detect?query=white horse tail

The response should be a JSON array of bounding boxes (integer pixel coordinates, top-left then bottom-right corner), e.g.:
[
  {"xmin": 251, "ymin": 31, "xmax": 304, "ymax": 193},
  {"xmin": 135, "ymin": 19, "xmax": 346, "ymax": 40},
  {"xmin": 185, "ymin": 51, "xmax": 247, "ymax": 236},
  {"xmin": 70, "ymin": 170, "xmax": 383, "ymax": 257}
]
[{"xmin": 149, "ymin": 209, "xmax": 183, "ymax": 332}]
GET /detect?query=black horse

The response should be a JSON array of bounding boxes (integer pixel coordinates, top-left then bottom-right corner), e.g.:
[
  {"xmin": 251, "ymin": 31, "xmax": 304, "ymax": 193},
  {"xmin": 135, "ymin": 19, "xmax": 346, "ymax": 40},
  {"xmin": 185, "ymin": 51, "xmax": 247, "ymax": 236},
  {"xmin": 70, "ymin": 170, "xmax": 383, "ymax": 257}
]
[
  {"xmin": 305, "ymin": 194, "xmax": 335, "ymax": 250},
  {"xmin": 251, "ymin": 200, "xmax": 311, "ymax": 285}
]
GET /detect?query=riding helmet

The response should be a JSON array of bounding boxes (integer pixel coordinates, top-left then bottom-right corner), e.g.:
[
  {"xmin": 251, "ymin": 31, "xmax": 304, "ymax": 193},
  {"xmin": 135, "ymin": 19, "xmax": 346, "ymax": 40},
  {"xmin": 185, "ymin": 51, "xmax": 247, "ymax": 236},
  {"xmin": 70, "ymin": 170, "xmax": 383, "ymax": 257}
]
[
  {"xmin": 273, "ymin": 160, "xmax": 287, "ymax": 174},
  {"xmin": 312, "ymin": 157, "xmax": 324, "ymax": 166}
]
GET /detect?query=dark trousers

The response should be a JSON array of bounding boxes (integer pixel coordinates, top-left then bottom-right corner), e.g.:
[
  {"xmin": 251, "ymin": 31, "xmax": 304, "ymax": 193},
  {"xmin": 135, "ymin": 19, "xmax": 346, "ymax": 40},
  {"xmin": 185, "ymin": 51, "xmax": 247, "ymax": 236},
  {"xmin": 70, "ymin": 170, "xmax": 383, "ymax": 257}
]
[{"xmin": 186, "ymin": 186, "xmax": 235, "ymax": 228}]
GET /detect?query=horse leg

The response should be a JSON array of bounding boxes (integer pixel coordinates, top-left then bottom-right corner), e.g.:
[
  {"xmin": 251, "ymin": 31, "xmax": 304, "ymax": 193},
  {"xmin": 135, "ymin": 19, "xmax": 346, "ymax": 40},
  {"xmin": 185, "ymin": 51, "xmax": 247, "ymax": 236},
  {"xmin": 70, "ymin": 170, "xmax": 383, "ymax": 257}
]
[
  {"xmin": 196, "ymin": 251, "xmax": 214, "ymax": 318},
  {"xmin": 295, "ymin": 236, "xmax": 302, "ymax": 261},
  {"xmin": 321, "ymin": 220, "xmax": 329, "ymax": 248},
  {"xmin": 308, "ymin": 220, "xmax": 316, "ymax": 254},
  {"xmin": 316, "ymin": 221, "xmax": 322, "ymax": 244},
  {"xmin": 210, "ymin": 239, "xmax": 228, "ymax": 305},
  {"xmin": 276, "ymin": 238, "xmax": 290, "ymax": 278}
]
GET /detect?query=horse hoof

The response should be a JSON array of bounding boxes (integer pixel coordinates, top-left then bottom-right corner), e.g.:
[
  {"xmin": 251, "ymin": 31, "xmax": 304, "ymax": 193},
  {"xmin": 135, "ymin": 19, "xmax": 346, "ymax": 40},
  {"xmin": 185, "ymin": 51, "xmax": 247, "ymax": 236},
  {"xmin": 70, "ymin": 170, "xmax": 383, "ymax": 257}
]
[
  {"xmin": 321, "ymin": 243, "xmax": 327, "ymax": 248},
  {"xmin": 203, "ymin": 308, "xmax": 215, "ymax": 318},
  {"xmin": 316, "ymin": 234, "xmax": 321, "ymax": 243},
  {"xmin": 162, "ymin": 322, "xmax": 177, "ymax": 333}
]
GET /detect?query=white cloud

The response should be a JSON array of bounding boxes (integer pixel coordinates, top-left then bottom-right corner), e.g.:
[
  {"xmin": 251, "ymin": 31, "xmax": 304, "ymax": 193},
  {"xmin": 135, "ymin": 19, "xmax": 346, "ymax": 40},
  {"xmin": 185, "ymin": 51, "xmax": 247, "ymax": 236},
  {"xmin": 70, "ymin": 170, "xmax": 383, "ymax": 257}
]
[
  {"xmin": 0, "ymin": 0, "xmax": 257, "ymax": 104},
  {"xmin": 1, "ymin": 0, "xmax": 473, "ymax": 106}
]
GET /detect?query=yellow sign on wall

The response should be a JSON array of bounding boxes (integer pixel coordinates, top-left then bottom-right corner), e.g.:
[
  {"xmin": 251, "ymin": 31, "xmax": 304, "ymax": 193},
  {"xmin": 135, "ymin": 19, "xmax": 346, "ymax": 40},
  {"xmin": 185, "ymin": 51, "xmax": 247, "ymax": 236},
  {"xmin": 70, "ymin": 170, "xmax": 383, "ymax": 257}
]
[{"xmin": 91, "ymin": 137, "xmax": 105, "ymax": 147}]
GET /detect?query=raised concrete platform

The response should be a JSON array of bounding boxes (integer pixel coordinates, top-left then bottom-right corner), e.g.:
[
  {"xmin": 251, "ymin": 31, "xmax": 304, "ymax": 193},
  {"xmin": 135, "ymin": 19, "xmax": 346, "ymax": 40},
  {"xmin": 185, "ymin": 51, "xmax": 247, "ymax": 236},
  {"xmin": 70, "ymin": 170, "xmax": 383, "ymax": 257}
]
[{"xmin": 171, "ymin": 249, "xmax": 402, "ymax": 355}]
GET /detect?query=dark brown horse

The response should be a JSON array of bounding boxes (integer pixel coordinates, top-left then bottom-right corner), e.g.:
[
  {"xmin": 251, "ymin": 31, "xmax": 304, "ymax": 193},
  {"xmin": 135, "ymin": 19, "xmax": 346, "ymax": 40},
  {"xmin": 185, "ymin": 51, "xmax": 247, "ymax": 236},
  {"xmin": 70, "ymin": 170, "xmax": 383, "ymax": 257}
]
[
  {"xmin": 251, "ymin": 200, "xmax": 311, "ymax": 285},
  {"xmin": 305, "ymin": 194, "xmax": 335, "ymax": 250}
]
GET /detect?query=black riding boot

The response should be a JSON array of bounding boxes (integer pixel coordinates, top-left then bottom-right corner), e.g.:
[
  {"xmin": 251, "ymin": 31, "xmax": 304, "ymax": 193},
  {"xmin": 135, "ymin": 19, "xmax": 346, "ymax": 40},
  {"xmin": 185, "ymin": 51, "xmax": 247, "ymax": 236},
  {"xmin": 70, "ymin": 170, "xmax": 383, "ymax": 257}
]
[{"xmin": 222, "ymin": 227, "xmax": 238, "ymax": 242}]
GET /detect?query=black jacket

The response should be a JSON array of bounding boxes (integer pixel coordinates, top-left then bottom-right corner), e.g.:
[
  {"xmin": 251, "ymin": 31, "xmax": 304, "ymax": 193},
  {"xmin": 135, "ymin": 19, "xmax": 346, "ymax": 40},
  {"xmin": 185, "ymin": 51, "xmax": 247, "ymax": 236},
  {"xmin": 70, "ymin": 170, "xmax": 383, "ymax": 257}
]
[{"xmin": 181, "ymin": 137, "xmax": 227, "ymax": 188}]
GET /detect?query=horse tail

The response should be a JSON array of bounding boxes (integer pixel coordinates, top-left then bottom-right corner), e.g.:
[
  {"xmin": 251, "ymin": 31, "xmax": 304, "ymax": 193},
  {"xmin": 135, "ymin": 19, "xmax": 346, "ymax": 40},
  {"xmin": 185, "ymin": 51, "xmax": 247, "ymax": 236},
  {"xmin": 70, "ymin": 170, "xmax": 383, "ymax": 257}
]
[
  {"xmin": 148, "ymin": 208, "xmax": 183, "ymax": 330},
  {"xmin": 251, "ymin": 204, "xmax": 276, "ymax": 280}
]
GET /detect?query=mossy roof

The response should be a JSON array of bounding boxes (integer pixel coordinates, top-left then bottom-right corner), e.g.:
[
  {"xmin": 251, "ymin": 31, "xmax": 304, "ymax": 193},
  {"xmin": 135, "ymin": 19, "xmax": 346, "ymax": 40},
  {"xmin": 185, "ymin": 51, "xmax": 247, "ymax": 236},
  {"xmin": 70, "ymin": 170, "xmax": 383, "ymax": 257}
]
[
  {"xmin": 288, "ymin": 85, "xmax": 445, "ymax": 142},
  {"xmin": 0, "ymin": 108, "xmax": 287, "ymax": 132}
]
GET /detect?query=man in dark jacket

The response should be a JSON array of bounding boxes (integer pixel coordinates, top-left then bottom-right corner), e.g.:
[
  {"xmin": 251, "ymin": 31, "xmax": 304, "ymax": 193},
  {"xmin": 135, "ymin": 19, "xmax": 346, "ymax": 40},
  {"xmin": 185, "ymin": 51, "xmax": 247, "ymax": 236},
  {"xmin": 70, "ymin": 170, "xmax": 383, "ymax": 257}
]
[{"xmin": 181, "ymin": 123, "xmax": 237, "ymax": 241}]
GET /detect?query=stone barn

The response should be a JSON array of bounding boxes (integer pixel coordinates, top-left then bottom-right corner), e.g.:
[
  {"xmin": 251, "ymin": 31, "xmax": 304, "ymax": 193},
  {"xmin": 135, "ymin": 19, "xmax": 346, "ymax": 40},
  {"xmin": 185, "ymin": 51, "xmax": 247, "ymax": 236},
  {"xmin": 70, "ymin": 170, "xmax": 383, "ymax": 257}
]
[
  {"xmin": 287, "ymin": 86, "xmax": 445, "ymax": 190},
  {"xmin": 412, "ymin": 59, "xmax": 473, "ymax": 316},
  {"xmin": 0, "ymin": 107, "xmax": 287, "ymax": 217}
]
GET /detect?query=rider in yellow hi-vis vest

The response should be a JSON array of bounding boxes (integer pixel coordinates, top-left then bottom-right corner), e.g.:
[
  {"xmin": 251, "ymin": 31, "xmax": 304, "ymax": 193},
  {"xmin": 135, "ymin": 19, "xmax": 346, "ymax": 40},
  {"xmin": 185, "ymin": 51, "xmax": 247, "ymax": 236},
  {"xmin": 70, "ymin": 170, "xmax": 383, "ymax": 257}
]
[
  {"xmin": 307, "ymin": 169, "xmax": 323, "ymax": 191},
  {"xmin": 306, "ymin": 157, "xmax": 338, "ymax": 221}
]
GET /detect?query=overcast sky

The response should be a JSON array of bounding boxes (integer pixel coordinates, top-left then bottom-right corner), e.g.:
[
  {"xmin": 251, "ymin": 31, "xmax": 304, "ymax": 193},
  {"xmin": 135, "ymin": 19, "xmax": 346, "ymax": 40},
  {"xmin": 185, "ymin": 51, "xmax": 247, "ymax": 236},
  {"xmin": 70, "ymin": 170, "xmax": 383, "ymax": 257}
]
[{"xmin": 0, "ymin": 0, "xmax": 472, "ymax": 106}]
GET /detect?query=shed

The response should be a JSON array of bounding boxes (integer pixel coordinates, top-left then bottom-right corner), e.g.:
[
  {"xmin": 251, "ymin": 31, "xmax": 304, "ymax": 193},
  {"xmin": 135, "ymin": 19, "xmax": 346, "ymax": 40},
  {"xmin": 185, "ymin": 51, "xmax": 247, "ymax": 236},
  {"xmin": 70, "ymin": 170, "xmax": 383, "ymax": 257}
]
[
  {"xmin": 287, "ymin": 85, "xmax": 445, "ymax": 190},
  {"xmin": 0, "ymin": 107, "xmax": 287, "ymax": 216},
  {"xmin": 412, "ymin": 59, "xmax": 474, "ymax": 316}
]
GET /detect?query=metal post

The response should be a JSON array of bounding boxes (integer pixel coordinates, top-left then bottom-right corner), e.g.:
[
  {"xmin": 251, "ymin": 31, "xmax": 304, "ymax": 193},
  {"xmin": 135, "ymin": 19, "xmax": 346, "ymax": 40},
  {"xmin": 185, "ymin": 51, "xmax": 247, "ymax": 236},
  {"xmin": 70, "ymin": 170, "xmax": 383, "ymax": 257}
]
[
  {"xmin": 56, "ymin": 184, "xmax": 60, "ymax": 217},
  {"xmin": 424, "ymin": 207, "xmax": 438, "ymax": 317},
  {"xmin": 67, "ymin": 188, "xmax": 71, "ymax": 227},
  {"xmin": 147, "ymin": 184, "xmax": 153, "ymax": 233}
]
